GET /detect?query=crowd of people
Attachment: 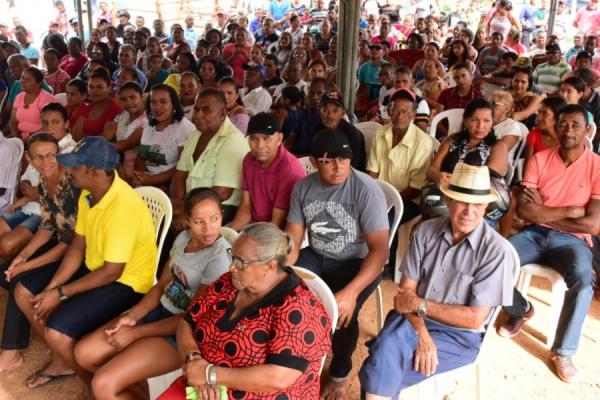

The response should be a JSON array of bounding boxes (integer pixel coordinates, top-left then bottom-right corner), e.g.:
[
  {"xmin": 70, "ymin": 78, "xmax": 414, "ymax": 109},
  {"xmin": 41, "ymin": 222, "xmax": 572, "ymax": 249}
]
[{"xmin": 0, "ymin": 0, "xmax": 599, "ymax": 398}]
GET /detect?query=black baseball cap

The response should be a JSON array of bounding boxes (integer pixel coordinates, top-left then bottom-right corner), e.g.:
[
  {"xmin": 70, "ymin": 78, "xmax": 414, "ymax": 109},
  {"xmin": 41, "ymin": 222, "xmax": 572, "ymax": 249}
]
[
  {"xmin": 369, "ymin": 42, "xmax": 384, "ymax": 49},
  {"xmin": 246, "ymin": 112, "xmax": 280, "ymax": 136},
  {"xmin": 320, "ymin": 91, "xmax": 345, "ymax": 108},
  {"xmin": 546, "ymin": 43, "xmax": 561, "ymax": 54},
  {"xmin": 57, "ymin": 137, "xmax": 118, "ymax": 171},
  {"xmin": 310, "ymin": 129, "xmax": 353, "ymax": 160}
]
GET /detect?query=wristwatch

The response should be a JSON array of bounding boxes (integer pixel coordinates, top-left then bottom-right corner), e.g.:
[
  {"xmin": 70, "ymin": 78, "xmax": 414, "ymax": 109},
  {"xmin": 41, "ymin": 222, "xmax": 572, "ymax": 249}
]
[
  {"xmin": 57, "ymin": 286, "xmax": 69, "ymax": 303},
  {"xmin": 417, "ymin": 299, "xmax": 427, "ymax": 318}
]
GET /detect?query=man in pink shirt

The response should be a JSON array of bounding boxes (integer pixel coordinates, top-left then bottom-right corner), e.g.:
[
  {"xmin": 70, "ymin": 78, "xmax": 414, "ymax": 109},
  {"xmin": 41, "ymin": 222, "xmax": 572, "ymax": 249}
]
[
  {"xmin": 498, "ymin": 104, "xmax": 600, "ymax": 383},
  {"xmin": 573, "ymin": 0, "xmax": 600, "ymax": 36},
  {"xmin": 228, "ymin": 112, "xmax": 305, "ymax": 230}
]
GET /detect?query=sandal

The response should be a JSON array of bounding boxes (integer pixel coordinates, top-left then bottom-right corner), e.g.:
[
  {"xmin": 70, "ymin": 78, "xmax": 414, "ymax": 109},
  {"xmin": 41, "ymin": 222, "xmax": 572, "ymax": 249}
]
[
  {"xmin": 26, "ymin": 370, "xmax": 75, "ymax": 389},
  {"xmin": 320, "ymin": 376, "xmax": 349, "ymax": 400}
]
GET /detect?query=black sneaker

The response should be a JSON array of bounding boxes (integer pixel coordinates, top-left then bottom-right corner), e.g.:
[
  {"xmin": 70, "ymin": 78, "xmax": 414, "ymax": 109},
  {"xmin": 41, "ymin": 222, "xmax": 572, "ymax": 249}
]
[{"xmin": 498, "ymin": 302, "xmax": 535, "ymax": 338}]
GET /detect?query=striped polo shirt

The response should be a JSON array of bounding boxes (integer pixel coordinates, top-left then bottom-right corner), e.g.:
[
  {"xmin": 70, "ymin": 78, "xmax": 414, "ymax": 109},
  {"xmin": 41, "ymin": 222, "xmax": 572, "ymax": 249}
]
[{"xmin": 532, "ymin": 61, "xmax": 572, "ymax": 94}]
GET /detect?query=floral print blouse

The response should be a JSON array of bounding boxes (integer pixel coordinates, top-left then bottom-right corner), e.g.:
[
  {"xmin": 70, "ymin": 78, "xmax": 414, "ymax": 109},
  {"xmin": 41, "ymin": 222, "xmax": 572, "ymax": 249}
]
[{"xmin": 38, "ymin": 171, "xmax": 81, "ymax": 244}]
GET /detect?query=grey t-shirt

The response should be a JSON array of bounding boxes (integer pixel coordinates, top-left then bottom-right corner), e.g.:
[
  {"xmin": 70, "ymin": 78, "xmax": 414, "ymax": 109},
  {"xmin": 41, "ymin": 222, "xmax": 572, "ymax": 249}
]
[
  {"xmin": 160, "ymin": 231, "xmax": 231, "ymax": 314},
  {"xmin": 287, "ymin": 168, "xmax": 389, "ymax": 260}
]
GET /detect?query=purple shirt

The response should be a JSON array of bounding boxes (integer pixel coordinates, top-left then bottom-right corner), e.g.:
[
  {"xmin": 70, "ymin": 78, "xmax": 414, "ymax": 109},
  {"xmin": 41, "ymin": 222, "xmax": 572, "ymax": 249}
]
[{"xmin": 242, "ymin": 145, "xmax": 305, "ymax": 223}]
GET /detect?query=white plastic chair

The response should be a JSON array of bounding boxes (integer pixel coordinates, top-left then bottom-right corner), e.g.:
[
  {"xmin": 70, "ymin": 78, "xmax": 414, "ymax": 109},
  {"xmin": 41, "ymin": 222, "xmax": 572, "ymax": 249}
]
[
  {"xmin": 7, "ymin": 138, "xmax": 24, "ymax": 204},
  {"xmin": 134, "ymin": 187, "xmax": 173, "ymax": 273},
  {"xmin": 587, "ymin": 122, "xmax": 597, "ymax": 147},
  {"xmin": 373, "ymin": 180, "xmax": 403, "ymax": 332},
  {"xmin": 292, "ymin": 266, "xmax": 338, "ymax": 373},
  {"xmin": 53, "ymin": 92, "xmax": 68, "ymax": 107},
  {"xmin": 220, "ymin": 226, "xmax": 239, "ymax": 244},
  {"xmin": 298, "ymin": 156, "xmax": 316, "ymax": 175},
  {"xmin": 402, "ymin": 241, "xmax": 521, "ymax": 400},
  {"xmin": 428, "ymin": 109, "xmax": 464, "ymax": 139},
  {"xmin": 355, "ymin": 121, "xmax": 382, "ymax": 156},
  {"xmin": 515, "ymin": 264, "xmax": 567, "ymax": 348}
]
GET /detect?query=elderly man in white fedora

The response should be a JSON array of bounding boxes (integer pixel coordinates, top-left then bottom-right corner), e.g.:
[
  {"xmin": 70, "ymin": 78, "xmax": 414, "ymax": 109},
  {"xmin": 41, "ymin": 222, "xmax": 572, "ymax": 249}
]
[{"xmin": 358, "ymin": 163, "xmax": 517, "ymax": 400}]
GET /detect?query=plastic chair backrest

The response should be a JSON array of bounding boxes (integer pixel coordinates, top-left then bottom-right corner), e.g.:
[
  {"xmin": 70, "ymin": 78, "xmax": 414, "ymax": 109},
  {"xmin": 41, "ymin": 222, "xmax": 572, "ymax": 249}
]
[
  {"xmin": 134, "ymin": 187, "xmax": 173, "ymax": 273},
  {"xmin": 375, "ymin": 180, "xmax": 403, "ymax": 248},
  {"xmin": 355, "ymin": 121, "xmax": 382, "ymax": 156},
  {"xmin": 588, "ymin": 122, "xmax": 597, "ymax": 143},
  {"xmin": 220, "ymin": 226, "xmax": 239, "ymax": 245},
  {"xmin": 428, "ymin": 109, "xmax": 464, "ymax": 139},
  {"xmin": 7, "ymin": 138, "xmax": 24, "ymax": 203},
  {"xmin": 54, "ymin": 93, "xmax": 68, "ymax": 107},
  {"xmin": 298, "ymin": 156, "xmax": 316, "ymax": 175},
  {"xmin": 291, "ymin": 266, "xmax": 337, "ymax": 366}
]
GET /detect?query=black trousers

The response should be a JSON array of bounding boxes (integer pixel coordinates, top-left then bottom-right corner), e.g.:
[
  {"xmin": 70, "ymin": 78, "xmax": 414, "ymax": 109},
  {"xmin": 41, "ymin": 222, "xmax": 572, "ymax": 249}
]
[
  {"xmin": 296, "ymin": 247, "xmax": 381, "ymax": 379},
  {"xmin": 0, "ymin": 238, "xmax": 60, "ymax": 350}
]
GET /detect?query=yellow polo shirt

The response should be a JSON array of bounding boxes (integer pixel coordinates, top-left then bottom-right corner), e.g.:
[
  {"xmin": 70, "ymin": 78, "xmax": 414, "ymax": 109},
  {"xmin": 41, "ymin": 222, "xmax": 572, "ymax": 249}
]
[
  {"xmin": 367, "ymin": 122, "xmax": 434, "ymax": 194},
  {"xmin": 176, "ymin": 117, "xmax": 249, "ymax": 207},
  {"xmin": 75, "ymin": 172, "xmax": 157, "ymax": 294}
]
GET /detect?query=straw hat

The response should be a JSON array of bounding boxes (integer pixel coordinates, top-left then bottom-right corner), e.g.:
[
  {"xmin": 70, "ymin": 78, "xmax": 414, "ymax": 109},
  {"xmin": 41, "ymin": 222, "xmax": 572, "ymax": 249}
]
[{"xmin": 440, "ymin": 163, "xmax": 499, "ymax": 204}]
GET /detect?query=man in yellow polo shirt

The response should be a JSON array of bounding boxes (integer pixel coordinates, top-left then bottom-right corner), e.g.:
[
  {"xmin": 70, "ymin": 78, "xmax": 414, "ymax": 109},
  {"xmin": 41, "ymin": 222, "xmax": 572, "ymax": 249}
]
[
  {"xmin": 172, "ymin": 88, "xmax": 249, "ymax": 227},
  {"xmin": 14, "ymin": 137, "xmax": 156, "ymax": 385},
  {"xmin": 367, "ymin": 88, "xmax": 434, "ymax": 273},
  {"xmin": 367, "ymin": 88, "xmax": 434, "ymax": 223}
]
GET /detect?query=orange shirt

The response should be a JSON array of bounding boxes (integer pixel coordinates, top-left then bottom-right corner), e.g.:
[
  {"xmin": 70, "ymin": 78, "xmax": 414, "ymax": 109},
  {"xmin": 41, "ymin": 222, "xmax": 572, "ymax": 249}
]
[{"xmin": 522, "ymin": 146, "xmax": 600, "ymax": 246}]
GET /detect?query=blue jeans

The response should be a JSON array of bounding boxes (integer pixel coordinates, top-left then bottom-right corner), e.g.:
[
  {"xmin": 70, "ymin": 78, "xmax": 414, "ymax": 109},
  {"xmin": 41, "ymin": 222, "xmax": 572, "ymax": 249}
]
[
  {"xmin": 504, "ymin": 225, "xmax": 595, "ymax": 356},
  {"xmin": 1, "ymin": 208, "xmax": 41, "ymax": 233}
]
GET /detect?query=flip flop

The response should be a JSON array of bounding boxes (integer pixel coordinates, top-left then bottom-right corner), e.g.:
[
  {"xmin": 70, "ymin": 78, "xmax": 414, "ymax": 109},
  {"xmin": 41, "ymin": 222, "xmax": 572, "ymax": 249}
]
[{"xmin": 26, "ymin": 370, "xmax": 75, "ymax": 389}]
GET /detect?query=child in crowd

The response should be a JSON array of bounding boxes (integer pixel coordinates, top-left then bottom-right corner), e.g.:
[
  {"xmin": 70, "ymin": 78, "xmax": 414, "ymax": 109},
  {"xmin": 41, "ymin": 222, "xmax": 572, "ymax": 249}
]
[
  {"xmin": 277, "ymin": 85, "xmax": 303, "ymax": 140},
  {"xmin": 146, "ymin": 53, "xmax": 169, "ymax": 92}
]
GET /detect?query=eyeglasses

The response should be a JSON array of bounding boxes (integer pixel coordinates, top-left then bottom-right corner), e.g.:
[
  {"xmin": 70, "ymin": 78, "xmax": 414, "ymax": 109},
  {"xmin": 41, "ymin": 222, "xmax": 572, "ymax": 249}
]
[
  {"xmin": 30, "ymin": 153, "xmax": 57, "ymax": 162},
  {"xmin": 226, "ymin": 248, "xmax": 271, "ymax": 270}
]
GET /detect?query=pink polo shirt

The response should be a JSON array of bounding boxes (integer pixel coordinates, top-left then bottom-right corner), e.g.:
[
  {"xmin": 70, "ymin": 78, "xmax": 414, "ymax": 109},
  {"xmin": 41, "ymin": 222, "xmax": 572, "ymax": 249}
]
[
  {"xmin": 14, "ymin": 90, "xmax": 56, "ymax": 139},
  {"xmin": 242, "ymin": 145, "xmax": 305, "ymax": 223},
  {"xmin": 522, "ymin": 146, "xmax": 600, "ymax": 246}
]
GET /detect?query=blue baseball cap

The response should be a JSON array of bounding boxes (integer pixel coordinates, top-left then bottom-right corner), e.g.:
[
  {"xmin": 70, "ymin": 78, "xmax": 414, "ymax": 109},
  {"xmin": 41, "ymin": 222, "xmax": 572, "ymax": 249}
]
[
  {"xmin": 242, "ymin": 62, "xmax": 267, "ymax": 78},
  {"xmin": 57, "ymin": 137, "xmax": 118, "ymax": 171}
]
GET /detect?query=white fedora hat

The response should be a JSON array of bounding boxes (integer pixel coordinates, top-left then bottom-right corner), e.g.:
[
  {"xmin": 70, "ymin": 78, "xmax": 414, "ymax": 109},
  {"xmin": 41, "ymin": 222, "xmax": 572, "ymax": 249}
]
[{"xmin": 440, "ymin": 163, "xmax": 499, "ymax": 204}]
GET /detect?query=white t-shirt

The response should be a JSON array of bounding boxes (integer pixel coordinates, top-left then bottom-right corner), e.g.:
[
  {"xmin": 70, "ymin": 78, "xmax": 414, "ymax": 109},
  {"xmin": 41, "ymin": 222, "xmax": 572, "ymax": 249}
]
[
  {"xmin": 115, "ymin": 112, "xmax": 147, "ymax": 141},
  {"xmin": 241, "ymin": 86, "xmax": 273, "ymax": 116},
  {"xmin": 182, "ymin": 105, "xmax": 194, "ymax": 121},
  {"xmin": 139, "ymin": 118, "xmax": 196, "ymax": 175},
  {"xmin": 494, "ymin": 118, "xmax": 523, "ymax": 162},
  {"xmin": 273, "ymin": 79, "xmax": 307, "ymax": 100}
]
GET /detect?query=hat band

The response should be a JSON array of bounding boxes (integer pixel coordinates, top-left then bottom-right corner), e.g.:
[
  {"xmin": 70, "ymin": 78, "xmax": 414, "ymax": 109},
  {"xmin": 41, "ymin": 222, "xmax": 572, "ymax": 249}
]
[{"xmin": 447, "ymin": 184, "xmax": 491, "ymax": 196}]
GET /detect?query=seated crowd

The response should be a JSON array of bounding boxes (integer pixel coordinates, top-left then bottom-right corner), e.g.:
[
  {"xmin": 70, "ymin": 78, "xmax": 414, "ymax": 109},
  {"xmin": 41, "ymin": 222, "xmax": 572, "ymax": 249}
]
[{"xmin": 0, "ymin": 0, "xmax": 599, "ymax": 398}]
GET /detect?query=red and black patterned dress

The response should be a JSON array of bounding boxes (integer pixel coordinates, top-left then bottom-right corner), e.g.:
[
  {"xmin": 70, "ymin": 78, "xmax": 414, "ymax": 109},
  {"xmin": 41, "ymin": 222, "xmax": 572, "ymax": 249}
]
[{"xmin": 161, "ymin": 268, "xmax": 331, "ymax": 400}]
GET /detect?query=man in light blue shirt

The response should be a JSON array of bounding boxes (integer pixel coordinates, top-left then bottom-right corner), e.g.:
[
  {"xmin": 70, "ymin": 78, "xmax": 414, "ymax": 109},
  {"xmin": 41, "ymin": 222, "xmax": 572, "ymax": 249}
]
[
  {"xmin": 268, "ymin": 0, "xmax": 291, "ymax": 22},
  {"xmin": 184, "ymin": 15, "xmax": 198, "ymax": 51}
]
